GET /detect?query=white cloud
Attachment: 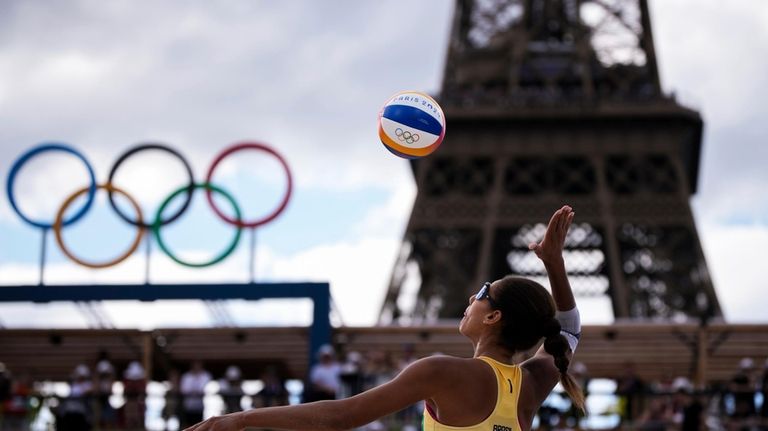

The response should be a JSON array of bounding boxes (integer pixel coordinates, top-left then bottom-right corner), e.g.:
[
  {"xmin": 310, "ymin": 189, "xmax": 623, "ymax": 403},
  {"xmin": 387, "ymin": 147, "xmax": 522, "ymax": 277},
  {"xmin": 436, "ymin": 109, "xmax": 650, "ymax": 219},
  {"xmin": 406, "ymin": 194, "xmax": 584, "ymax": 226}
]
[
  {"xmin": 652, "ymin": 1, "xmax": 768, "ymax": 127},
  {"xmin": 699, "ymin": 223, "xmax": 768, "ymax": 322},
  {"xmin": 350, "ymin": 167, "xmax": 417, "ymax": 238},
  {"xmin": 693, "ymin": 178, "xmax": 768, "ymax": 226},
  {"xmin": 0, "ymin": 302, "xmax": 89, "ymax": 328},
  {"xmin": 260, "ymin": 237, "xmax": 401, "ymax": 326},
  {"xmin": 0, "ymin": 248, "xmax": 248, "ymax": 286}
]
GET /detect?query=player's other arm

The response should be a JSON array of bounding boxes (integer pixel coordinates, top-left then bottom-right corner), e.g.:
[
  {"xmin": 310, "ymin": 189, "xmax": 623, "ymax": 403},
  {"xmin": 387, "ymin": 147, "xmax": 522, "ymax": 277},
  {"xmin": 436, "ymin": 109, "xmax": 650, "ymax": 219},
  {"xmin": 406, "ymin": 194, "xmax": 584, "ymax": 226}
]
[{"xmin": 185, "ymin": 356, "xmax": 448, "ymax": 431}]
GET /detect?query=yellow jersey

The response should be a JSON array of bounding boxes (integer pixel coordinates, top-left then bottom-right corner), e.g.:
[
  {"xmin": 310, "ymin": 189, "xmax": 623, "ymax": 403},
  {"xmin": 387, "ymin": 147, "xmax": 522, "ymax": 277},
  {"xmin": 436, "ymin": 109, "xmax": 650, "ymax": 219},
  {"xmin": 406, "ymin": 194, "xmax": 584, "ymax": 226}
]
[{"xmin": 423, "ymin": 356, "xmax": 523, "ymax": 431}]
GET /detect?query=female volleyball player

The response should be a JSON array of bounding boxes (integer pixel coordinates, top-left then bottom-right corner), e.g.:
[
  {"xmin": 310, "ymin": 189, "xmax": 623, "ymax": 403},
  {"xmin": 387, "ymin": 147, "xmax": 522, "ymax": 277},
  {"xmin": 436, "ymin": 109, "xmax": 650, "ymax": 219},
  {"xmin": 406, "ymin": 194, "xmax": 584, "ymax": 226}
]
[{"xmin": 186, "ymin": 205, "xmax": 584, "ymax": 431}]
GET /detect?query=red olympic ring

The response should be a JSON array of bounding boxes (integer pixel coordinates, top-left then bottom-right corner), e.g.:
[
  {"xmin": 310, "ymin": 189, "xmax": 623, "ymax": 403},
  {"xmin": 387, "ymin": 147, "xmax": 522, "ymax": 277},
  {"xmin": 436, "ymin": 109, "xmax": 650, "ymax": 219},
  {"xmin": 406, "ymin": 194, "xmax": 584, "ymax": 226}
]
[{"xmin": 205, "ymin": 142, "xmax": 293, "ymax": 229}]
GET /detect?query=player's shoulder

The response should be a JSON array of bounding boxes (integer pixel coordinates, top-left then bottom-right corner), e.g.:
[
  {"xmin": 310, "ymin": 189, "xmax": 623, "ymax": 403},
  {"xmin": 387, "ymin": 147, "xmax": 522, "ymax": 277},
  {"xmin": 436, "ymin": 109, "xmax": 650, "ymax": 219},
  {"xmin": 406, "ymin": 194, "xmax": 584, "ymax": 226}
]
[
  {"xmin": 404, "ymin": 355, "xmax": 485, "ymax": 378},
  {"xmin": 414, "ymin": 354, "xmax": 477, "ymax": 366}
]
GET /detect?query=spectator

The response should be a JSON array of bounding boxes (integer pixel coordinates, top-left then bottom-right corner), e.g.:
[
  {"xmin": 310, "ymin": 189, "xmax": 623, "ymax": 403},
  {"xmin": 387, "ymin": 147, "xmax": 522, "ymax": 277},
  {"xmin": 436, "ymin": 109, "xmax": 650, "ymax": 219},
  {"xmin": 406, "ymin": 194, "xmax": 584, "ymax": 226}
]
[
  {"xmin": 729, "ymin": 358, "xmax": 756, "ymax": 420},
  {"xmin": 759, "ymin": 359, "xmax": 768, "ymax": 423},
  {"xmin": 306, "ymin": 344, "xmax": 341, "ymax": 402},
  {"xmin": 653, "ymin": 371, "xmax": 676, "ymax": 395},
  {"xmin": 616, "ymin": 361, "xmax": 646, "ymax": 425},
  {"xmin": 397, "ymin": 344, "xmax": 417, "ymax": 371},
  {"xmin": 670, "ymin": 378, "xmax": 704, "ymax": 431},
  {"xmin": 395, "ymin": 345, "xmax": 422, "ymax": 429},
  {"xmin": 219, "ymin": 365, "xmax": 244, "ymax": 414},
  {"xmin": 93, "ymin": 358, "xmax": 116, "ymax": 429},
  {"xmin": 162, "ymin": 368, "xmax": 182, "ymax": 430},
  {"xmin": 339, "ymin": 351, "xmax": 365, "ymax": 398},
  {"xmin": 1, "ymin": 368, "xmax": 32, "ymax": 431},
  {"xmin": 636, "ymin": 397, "xmax": 671, "ymax": 431},
  {"xmin": 363, "ymin": 350, "xmax": 397, "ymax": 429},
  {"xmin": 122, "ymin": 361, "xmax": 146, "ymax": 430},
  {"xmin": 0, "ymin": 362, "xmax": 11, "ymax": 428},
  {"xmin": 364, "ymin": 350, "xmax": 396, "ymax": 390},
  {"xmin": 58, "ymin": 364, "xmax": 93, "ymax": 431},
  {"xmin": 180, "ymin": 361, "xmax": 211, "ymax": 428},
  {"xmin": 256, "ymin": 366, "xmax": 288, "ymax": 408}
]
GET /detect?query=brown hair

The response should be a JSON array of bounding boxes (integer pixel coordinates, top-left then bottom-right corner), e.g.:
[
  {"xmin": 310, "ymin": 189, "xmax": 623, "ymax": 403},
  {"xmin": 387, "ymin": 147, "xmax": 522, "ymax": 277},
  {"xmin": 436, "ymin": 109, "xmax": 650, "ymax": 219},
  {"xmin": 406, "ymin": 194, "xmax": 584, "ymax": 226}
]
[{"xmin": 494, "ymin": 276, "xmax": 586, "ymax": 413}]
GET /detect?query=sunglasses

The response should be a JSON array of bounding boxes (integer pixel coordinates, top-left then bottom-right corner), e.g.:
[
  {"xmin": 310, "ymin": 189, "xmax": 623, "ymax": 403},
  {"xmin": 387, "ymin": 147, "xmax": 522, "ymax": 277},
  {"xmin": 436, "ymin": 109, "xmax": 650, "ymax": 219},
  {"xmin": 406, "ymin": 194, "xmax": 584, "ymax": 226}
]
[{"xmin": 475, "ymin": 282, "xmax": 498, "ymax": 309}]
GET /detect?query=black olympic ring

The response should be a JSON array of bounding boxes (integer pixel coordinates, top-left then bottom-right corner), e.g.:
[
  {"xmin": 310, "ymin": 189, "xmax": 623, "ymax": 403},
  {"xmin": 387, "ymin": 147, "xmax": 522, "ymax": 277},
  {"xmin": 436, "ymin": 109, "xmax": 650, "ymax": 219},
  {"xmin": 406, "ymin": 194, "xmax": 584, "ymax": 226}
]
[
  {"xmin": 107, "ymin": 143, "xmax": 195, "ymax": 228},
  {"xmin": 395, "ymin": 128, "xmax": 420, "ymax": 145}
]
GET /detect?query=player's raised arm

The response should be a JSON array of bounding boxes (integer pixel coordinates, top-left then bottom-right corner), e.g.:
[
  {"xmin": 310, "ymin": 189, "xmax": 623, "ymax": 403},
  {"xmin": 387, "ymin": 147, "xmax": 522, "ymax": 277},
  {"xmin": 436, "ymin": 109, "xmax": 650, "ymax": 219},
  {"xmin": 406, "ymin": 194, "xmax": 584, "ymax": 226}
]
[
  {"xmin": 528, "ymin": 205, "xmax": 576, "ymax": 312},
  {"xmin": 523, "ymin": 205, "xmax": 584, "ymax": 412}
]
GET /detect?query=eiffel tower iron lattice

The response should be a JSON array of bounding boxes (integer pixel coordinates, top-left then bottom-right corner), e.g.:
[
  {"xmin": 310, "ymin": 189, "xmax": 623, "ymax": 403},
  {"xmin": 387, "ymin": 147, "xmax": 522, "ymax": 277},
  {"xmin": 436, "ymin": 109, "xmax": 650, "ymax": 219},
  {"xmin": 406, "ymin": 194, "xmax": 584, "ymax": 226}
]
[{"xmin": 379, "ymin": 0, "xmax": 721, "ymax": 323}]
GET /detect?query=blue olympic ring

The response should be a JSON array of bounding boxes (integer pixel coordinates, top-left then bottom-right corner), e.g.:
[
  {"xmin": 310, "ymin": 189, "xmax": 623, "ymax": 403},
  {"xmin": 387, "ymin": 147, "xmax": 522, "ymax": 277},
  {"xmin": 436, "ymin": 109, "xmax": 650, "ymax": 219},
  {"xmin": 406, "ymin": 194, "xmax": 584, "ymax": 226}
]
[{"xmin": 6, "ymin": 143, "xmax": 97, "ymax": 229}]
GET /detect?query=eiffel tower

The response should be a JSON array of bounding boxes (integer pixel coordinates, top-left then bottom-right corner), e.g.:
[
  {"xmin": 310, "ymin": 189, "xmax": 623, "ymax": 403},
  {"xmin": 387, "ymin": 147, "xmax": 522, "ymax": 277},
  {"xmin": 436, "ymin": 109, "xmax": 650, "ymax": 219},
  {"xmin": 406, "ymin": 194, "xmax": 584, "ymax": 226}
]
[{"xmin": 380, "ymin": 0, "xmax": 721, "ymax": 323}]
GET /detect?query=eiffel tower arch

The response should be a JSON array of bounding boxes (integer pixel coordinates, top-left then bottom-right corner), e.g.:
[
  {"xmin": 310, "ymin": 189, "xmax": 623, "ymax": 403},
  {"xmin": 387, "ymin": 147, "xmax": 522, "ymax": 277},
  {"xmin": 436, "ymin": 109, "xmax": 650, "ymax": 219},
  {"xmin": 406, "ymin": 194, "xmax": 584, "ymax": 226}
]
[{"xmin": 380, "ymin": 0, "xmax": 721, "ymax": 324}]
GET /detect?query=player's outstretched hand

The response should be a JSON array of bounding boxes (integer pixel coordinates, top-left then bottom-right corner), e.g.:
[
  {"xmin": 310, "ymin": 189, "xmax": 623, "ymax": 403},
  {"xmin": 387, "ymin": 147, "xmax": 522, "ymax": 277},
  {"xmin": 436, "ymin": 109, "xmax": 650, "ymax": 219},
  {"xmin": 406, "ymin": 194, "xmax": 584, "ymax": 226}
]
[
  {"xmin": 184, "ymin": 412, "xmax": 244, "ymax": 431},
  {"xmin": 528, "ymin": 205, "xmax": 574, "ymax": 266}
]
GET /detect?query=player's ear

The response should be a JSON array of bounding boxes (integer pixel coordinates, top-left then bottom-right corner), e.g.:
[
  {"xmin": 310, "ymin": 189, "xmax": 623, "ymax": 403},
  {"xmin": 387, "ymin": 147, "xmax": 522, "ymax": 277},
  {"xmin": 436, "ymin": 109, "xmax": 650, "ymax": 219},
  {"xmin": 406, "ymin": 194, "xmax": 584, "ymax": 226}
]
[{"xmin": 484, "ymin": 309, "xmax": 502, "ymax": 325}]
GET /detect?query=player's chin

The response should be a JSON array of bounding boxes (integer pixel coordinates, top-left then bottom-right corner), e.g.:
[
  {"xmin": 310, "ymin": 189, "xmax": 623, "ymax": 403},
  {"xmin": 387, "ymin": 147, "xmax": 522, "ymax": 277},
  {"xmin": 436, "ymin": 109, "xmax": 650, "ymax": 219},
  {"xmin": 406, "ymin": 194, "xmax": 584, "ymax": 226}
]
[{"xmin": 458, "ymin": 315, "xmax": 468, "ymax": 335}]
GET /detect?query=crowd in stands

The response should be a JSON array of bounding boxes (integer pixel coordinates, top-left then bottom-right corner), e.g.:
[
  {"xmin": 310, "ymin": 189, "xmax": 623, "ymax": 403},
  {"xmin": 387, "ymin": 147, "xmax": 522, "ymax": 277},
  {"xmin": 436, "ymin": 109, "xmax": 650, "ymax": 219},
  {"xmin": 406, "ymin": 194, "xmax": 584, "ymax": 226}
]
[
  {"xmin": 304, "ymin": 344, "xmax": 422, "ymax": 431},
  {"xmin": 1, "ymin": 348, "xmax": 768, "ymax": 431},
  {"xmin": 554, "ymin": 357, "xmax": 768, "ymax": 431},
  {"xmin": 0, "ymin": 354, "xmax": 289, "ymax": 430}
]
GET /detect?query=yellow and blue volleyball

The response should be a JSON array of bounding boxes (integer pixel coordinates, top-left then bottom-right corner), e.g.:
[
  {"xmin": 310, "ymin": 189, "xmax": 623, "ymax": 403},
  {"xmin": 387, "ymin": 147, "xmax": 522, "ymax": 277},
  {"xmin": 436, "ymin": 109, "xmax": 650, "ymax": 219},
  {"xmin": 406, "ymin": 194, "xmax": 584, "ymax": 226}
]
[{"xmin": 378, "ymin": 91, "xmax": 446, "ymax": 159}]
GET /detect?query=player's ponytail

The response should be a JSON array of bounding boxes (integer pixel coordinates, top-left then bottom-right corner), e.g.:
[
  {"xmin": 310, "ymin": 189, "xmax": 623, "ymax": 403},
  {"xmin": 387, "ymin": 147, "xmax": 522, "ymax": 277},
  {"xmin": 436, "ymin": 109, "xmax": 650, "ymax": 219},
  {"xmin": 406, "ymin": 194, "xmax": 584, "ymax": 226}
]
[{"xmin": 543, "ymin": 321, "xmax": 585, "ymax": 413}]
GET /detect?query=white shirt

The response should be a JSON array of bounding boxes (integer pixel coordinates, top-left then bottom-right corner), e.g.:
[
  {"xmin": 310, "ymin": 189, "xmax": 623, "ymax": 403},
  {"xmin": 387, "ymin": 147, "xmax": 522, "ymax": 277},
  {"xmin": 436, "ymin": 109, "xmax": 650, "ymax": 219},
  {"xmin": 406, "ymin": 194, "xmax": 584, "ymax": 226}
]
[
  {"xmin": 180, "ymin": 370, "xmax": 211, "ymax": 412},
  {"xmin": 310, "ymin": 362, "xmax": 341, "ymax": 394}
]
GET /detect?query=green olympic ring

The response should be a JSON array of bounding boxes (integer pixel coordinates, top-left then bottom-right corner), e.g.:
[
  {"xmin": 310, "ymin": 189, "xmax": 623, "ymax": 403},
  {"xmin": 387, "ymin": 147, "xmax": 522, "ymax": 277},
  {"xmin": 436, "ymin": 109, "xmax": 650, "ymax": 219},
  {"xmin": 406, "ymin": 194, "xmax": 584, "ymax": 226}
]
[{"xmin": 153, "ymin": 183, "xmax": 242, "ymax": 268}]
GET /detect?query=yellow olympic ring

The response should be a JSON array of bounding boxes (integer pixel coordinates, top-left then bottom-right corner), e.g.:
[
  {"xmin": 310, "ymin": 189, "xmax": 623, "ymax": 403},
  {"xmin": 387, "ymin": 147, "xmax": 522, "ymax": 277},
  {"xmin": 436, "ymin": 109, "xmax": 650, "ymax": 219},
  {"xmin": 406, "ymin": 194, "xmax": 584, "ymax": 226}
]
[{"xmin": 53, "ymin": 184, "xmax": 145, "ymax": 269}]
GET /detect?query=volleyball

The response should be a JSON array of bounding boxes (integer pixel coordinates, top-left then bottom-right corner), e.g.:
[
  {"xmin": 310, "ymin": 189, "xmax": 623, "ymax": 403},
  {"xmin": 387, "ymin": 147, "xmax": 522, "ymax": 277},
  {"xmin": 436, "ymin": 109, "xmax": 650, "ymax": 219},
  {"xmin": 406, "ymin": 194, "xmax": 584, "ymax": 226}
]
[{"xmin": 378, "ymin": 91, "xmax": 446, "ymax": 159}]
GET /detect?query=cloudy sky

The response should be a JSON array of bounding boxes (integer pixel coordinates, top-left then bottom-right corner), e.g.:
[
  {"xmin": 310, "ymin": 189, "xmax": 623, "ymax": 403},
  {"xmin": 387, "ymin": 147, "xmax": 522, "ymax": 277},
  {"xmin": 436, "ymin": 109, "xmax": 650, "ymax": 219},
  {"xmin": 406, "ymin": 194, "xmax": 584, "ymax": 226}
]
[{"xmin": 0, "ymin": 0, "xmax": 766, "ymax": 328}]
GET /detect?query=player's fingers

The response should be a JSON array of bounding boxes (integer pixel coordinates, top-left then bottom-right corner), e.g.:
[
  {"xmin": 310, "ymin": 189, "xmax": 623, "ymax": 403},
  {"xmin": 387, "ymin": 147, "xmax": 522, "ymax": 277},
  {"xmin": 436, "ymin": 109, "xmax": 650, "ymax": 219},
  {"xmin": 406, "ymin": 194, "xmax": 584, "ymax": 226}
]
[
  {"xmin": 563, "ymin": 212, "xmax": 574, "ymax": 238},
  {"xmin": 557, "ymin": 207, "xmax": 569, "ymax": 233},
  {"xmin": 547, "ymin": 210, "xmax": 560, "ymax": 232}
]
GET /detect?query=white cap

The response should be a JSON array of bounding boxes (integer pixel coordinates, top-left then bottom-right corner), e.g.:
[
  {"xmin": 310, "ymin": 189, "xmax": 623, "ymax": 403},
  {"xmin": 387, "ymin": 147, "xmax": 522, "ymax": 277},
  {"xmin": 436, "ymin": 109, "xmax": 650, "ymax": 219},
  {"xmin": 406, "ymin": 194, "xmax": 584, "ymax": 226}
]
[
  {"xmin": 73, "ymin": 364, "xmax": 90, "ymax": 379},
  {"xmin": 124, "ymin": 361, "xmax": 146, "ymax": 380},
  {"xmin": 346, "ymin": 351, "xmax": 363, "ymax": 363},
  {"xmin": 317, "ymin": 344, "xmax": 334, "ymax": 358},
  {"xmin": 225, "ymin": 365, "xmax": 242, "ymax": 380},
  {"xmin": 672, "ymin": 377, "xmax": 692, "ymax": 393},
  {"xmin": 96, "ymin": 360, "xmax": 114, "ymax": 375},
  {"xmin": 739, "ymin": 357, "xmax": 755, "ymax": 370}
]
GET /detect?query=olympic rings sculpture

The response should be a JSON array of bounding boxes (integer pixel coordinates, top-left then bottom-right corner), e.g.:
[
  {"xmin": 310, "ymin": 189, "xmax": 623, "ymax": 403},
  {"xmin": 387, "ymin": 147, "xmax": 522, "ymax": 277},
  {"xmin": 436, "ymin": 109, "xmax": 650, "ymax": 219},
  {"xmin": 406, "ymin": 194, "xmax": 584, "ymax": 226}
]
[{"xmin": 6, "ymin": 142, "xmax": 292, "ymax": 270}]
